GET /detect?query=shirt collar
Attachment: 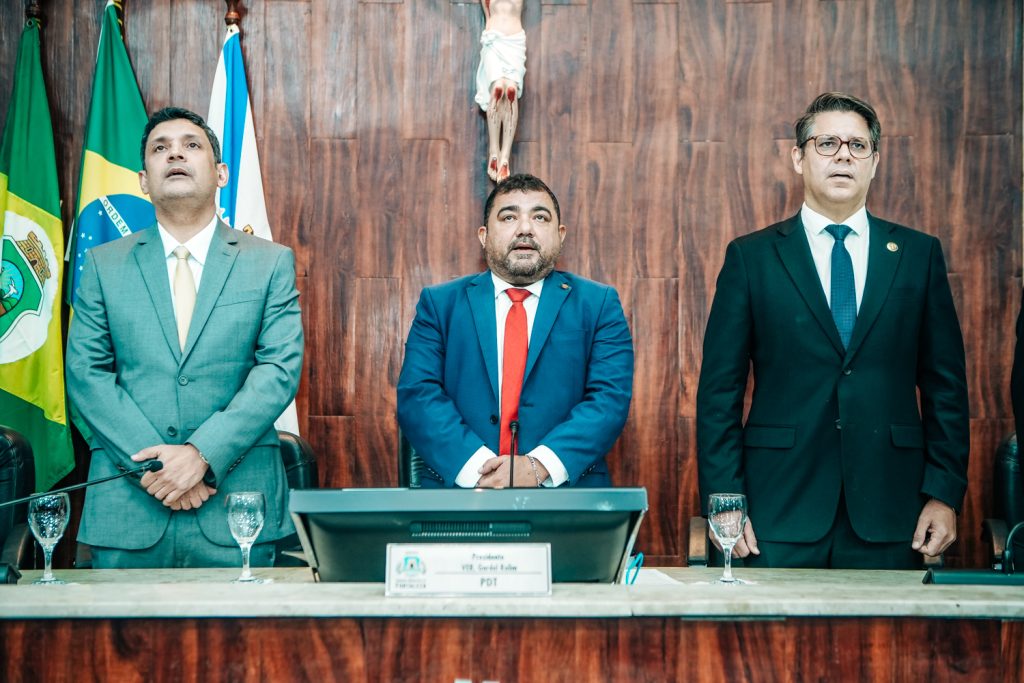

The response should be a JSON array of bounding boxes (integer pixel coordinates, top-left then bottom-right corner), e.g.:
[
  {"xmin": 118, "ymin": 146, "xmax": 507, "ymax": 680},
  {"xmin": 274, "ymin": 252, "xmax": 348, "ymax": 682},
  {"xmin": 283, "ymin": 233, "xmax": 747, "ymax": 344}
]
[
  {"xmin": 801, "ymin": 203, "xmax": 869, "ymax": 238},
  {"xmin": 158, "ymin": 215, "xmax": 219, "ymax": 265},
  {"xmin": 490, "ymin": 271, "xmax": 546, "ymax": 300}
]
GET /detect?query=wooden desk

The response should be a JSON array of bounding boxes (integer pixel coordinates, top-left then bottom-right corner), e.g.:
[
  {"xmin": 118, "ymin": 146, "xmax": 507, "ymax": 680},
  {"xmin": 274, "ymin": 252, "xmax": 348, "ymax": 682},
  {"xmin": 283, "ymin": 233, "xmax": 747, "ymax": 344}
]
[{"xmin": 2, "ymin": 568, "xmax": 1021, "ymax": 681}]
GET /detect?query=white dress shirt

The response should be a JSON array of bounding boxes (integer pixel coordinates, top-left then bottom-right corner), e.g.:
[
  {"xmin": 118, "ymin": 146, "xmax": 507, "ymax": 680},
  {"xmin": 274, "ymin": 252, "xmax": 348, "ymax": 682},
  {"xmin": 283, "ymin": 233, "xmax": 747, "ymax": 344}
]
[
  {"xmin": 158, "ymin": 216, "xmax": 219, "ymax": 310},
  {"xmin": 454, "ymin": 273, "xmax": 569, "ymax": 488},
  {"xmin": 801, "ymin": 203, "xmax": 870, "ymax": 311}
]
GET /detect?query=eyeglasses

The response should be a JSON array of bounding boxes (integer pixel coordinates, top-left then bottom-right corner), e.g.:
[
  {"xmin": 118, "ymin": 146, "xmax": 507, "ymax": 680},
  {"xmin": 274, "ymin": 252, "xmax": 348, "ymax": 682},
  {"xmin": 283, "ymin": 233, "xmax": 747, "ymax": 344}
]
[{"xmin": 801, "ymin": 134, "xmax": 875, "ymax": 159}]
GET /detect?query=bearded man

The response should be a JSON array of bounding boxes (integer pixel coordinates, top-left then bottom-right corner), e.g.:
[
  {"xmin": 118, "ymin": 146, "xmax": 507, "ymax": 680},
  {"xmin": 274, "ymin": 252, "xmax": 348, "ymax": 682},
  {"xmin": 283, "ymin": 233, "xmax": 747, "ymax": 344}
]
[{"xmin": 397, "ymin": 174, "xmax": 634, "ymax": 487}]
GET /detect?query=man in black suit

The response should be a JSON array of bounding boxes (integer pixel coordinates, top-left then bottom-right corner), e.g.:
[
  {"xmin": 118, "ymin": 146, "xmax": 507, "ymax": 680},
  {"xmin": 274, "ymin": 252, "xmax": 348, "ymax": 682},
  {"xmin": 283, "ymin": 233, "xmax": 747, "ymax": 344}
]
[{"xmin": 696, "ymin": 92, "xmax": 969, "ymax": 569}]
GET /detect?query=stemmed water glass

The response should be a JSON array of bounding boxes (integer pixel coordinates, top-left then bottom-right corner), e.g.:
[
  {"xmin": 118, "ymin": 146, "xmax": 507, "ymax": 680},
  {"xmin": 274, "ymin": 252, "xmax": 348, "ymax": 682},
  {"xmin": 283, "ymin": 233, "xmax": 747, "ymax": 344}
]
[
  {"xmin": 28, "ymin": 492, "xmax": 70, "ymax": 585},
  {"xmin": 707, "ymin": 493, "xmax": 748, "ymax": 585},
  {"xmin": 227, "ymin": 491, "xmax": 266, "ymax": 583}
]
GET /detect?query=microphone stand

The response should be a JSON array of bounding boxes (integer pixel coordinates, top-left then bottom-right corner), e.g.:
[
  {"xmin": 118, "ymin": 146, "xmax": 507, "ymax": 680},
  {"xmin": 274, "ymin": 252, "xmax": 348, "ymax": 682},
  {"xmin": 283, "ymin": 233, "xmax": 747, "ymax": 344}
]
[
  {"xmin": 0, "ymin": 460, "xmax": 165, "ymax": 583},
  {"xmin": 509, "ymin": 421, "xmax": 519, "ymax": 489},
  {"xmin": 0, "ymin": 461, "xmax": 163, "ymax": 509},
  {"xmin": 923, "ymin": 519, "xmax": 1024, "ymax": 584},
  {"xmin": 1003, "ymin": 521, "xmax": 1024, "ymax": 575}
]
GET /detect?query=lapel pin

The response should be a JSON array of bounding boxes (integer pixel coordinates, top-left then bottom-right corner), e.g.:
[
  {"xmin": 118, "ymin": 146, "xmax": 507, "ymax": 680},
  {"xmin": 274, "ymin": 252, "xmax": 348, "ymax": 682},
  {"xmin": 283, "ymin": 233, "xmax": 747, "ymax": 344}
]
[
  {"xmin": 561, "ymin": 283, "xmax": 570, "ymax": 290},
  {"xmin": 886, "ymin": 242, "xmax": 898, "ymax": 252}
]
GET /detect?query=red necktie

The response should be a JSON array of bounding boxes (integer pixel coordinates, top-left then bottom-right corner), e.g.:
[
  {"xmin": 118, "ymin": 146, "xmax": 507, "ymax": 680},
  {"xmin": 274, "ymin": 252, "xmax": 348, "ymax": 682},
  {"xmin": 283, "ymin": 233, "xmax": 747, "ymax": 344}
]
[{"xmin": 500, "ymin": 288, "xmax": 530, "ymax": 456}]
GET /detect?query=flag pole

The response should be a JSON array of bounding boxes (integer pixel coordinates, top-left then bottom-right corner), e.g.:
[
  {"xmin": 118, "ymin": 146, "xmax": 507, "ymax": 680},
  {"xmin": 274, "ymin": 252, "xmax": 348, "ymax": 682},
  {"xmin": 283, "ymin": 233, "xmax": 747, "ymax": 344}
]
[{"xmin": 225, "ymin": 0, "xmax": 241, "ymax": 26}]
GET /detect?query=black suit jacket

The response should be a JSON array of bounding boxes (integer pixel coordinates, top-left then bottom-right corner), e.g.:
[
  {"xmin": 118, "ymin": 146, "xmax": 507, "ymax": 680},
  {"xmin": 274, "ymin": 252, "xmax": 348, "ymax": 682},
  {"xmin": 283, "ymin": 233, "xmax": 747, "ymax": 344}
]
[{"xmin": 696, "ymin": 212, "xmax": 969, "ymax": 544}]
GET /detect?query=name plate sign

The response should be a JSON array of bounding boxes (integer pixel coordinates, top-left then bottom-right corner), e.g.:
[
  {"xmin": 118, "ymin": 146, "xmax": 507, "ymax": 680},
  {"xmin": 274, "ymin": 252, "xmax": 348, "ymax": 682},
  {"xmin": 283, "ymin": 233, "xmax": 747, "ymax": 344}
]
[{"xmin": 385, "ymin": 543, "xmax": 552, "ymax": 597}]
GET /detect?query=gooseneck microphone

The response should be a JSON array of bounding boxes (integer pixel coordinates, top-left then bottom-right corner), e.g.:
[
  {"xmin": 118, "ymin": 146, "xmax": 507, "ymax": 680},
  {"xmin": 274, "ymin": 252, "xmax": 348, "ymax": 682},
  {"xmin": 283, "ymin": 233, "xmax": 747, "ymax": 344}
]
[
  {"xmin": 509, "ymin": 420, "xmax": 520, "ymax": 489},
  {"xmin": 0, "ymin": 460, "xmax": 163, "ymax": 509},
  {"xmin": 1004, "ymin": 521, "xmax": 1024, "ymax": 575}
]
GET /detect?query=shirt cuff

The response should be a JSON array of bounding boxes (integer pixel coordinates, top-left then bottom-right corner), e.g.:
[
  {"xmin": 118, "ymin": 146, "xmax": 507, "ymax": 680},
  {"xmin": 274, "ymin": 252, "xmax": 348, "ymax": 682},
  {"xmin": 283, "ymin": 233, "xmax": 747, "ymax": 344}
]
[
  {"xmin": 455, "ymin": 445, "xmax": 497, "ymax": 488},
  {"xmin": 529, "ymin": 445, "xmax": 567, "ymax": 487}
]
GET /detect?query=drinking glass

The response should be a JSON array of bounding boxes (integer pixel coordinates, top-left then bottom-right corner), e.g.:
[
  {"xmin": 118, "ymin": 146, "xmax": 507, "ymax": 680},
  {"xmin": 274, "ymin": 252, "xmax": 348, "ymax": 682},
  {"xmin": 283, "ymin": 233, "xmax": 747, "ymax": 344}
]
[
  {"xmin": 227, "ymin": 491, "xmax": 266, "ymax": 583},
  {"xmin": 28, "ymin": 492, "xmax": 70, "ymax": 585},
  {"xmin": 707, "ymin": 493, "xmax": 748, "ymax": 584}
]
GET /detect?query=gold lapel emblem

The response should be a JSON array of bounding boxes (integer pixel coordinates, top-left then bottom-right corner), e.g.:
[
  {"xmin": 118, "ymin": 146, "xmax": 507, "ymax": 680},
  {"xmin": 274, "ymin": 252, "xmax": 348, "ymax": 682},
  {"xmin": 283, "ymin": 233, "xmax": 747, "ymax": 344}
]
[
  {"xmin": 886, "ymin": 241, "xmax": 898, "ymax": 252},
  {"xmin": 561, "ymin": 283, "xmax": 570, "ymax": 290}
]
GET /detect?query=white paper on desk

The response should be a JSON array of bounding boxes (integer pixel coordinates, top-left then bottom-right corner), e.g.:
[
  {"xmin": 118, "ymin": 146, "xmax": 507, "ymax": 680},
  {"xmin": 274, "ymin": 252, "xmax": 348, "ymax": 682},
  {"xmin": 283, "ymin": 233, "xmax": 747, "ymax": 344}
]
[{"xmin": 633, "ymin": 568, "xmax": 682, "ymax": 585}]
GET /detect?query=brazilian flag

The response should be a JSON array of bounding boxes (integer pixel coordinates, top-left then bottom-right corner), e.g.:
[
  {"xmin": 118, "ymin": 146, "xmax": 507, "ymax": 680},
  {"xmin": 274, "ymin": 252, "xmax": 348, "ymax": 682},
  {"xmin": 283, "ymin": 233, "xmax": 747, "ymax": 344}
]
[
  {"xmin": 0, "ymin": 18, "xmax": 74, "ymax": 491},
  {"xmin": 67, "ymin": 0, "xmax": 154, "ymax": 303}
]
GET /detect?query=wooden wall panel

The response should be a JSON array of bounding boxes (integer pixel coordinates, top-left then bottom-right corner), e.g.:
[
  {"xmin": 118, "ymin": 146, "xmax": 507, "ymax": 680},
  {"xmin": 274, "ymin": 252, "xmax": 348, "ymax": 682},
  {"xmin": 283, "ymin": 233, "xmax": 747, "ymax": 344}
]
[
  {"xmin": 539, "ymin": 1, "xmax": 589, "ymax": 274},
  {"xmin": 0, "ymin": 0, "xmax": 1019, "ymax": 569},
  {"xmin": 448, "ymin": 0, "xmax": 491, "ymax": 275},
  {"xmin": 402, "ymin": 0, "xmax": 451, "ymax": 140},
  {"xmin": 678, "ymin": 0, "xmax": 724, "ymax": 142},
  {"xmin": 259, "ymin": 1, "xmax": 312, "ymax": 256},
  {"xmin": 587, "ymin": 0, "xmax": 634, "ymax": 144},
  {"xmin": 633, "ymin": 3, "xmax": 679, "ymax": 280},
  {"xmin": 306, "ymin": 139, "xmax": 359, "ymax": 417},
  {"xmin": 310, "ymin": 0, "xmax": 358, "ymax": 140}
]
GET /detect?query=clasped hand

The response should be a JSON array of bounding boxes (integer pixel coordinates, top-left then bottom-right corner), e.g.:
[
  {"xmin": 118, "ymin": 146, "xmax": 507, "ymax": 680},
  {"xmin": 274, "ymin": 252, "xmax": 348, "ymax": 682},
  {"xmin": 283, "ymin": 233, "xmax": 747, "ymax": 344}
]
[
  {"xmin": 477, "ymin": 455, "xmax": 549, "ymax": 488},
  {"xmin": 132, "ymin": 444, "xmax": 216, "ymax": 510}
]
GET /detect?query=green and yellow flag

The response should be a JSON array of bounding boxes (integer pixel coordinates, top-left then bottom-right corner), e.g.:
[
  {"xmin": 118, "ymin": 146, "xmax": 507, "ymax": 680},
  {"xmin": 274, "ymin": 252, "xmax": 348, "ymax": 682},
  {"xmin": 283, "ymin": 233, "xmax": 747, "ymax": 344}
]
[
  {"xmin": 67, "ymin": 0, "xmax": 153, "ymax": 302},
  {"xmin": 0, "ymin": 18, "xmax": 74, "ymax": 491}
]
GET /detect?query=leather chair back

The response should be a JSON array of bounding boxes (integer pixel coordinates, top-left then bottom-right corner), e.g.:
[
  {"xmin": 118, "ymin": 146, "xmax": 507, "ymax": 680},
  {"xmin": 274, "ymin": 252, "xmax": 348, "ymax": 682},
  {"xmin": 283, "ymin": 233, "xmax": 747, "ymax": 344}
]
[
  {"xmin": 996, "ymin": 434, "xmax": 1023, "ymax": 527},
  {"xmin": 0, "ymin": 426, "xmax": 36, "ymax": 572},
  {"xmin": 398, "ymin": 431, "xmax": 421, "ymax": 488},
  {"xmin": 0, "ymin": 426, "xmax": 34, "ymax": 547},
  {"xmin": 275, "ymin": 431, "xmax": 318, "ymax": 567},
  {"xmin": 278, "ymin": 431, "xmax": 318, "ymax": 491}
]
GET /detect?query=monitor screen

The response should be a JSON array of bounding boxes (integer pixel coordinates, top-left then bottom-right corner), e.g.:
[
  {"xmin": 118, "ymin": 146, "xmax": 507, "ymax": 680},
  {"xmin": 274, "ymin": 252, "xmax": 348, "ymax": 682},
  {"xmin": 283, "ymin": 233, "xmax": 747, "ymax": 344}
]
[{"xmin": 289, "ymin": 487, "xmax": 648, "ymax": 583}]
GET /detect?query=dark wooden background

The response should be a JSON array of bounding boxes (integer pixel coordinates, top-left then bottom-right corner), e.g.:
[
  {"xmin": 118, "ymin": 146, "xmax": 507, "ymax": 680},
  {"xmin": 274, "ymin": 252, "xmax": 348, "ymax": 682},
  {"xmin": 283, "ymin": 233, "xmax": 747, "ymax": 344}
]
[{"xmin": 0, "ymin": 0, "xmax": 1019, "ymax": 568}]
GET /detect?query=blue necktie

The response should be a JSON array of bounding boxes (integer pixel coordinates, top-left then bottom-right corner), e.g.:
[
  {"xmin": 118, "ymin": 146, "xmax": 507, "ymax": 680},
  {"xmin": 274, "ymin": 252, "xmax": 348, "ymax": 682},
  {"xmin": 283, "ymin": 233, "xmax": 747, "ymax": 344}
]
[{"xmin": 825, "ymin": 224, "xmax": 856, "ymax": 348}]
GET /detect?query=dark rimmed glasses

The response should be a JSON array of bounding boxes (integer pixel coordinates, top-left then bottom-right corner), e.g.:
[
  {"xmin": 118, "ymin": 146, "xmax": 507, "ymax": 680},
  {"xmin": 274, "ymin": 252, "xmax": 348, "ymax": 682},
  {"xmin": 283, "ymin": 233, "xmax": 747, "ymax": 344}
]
[{"xmin": 801, "ymin": 134, "xmax": 875, "ymax": 159}]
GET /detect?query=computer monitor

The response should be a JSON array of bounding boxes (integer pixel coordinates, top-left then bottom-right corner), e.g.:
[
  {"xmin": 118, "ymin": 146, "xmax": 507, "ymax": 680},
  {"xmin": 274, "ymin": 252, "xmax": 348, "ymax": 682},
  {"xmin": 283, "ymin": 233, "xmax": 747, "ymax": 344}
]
[{"xmin": 289, "ymin": 487, "xmax": 648, "ymax": 583}]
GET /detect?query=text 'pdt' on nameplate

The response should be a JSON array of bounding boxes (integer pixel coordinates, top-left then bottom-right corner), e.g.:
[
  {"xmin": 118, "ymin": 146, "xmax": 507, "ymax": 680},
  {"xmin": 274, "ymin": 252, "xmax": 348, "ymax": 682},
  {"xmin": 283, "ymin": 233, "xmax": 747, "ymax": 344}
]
[{"xmin": 385, "ymin": 543, "xmax": 552, "ymax": 597}]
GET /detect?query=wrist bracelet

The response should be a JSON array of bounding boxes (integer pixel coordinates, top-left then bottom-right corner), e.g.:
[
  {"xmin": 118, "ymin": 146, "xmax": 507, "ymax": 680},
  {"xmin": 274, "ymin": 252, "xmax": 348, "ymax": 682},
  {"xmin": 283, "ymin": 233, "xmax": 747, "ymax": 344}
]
[
  {"xmin": 527, "ymin": 454, "xmax": 542, "ymax": 486},
  {"xmin": 192, "ymin": 445, "xmax": 210, "ymax": 467}
]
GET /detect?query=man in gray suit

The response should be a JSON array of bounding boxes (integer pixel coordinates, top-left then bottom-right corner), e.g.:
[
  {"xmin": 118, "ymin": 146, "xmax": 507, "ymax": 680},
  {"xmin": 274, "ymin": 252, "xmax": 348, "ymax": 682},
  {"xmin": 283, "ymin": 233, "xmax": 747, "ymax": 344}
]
[{"xmin": 66, "ymin": 107, "xmax": 303, "ymax": 568}]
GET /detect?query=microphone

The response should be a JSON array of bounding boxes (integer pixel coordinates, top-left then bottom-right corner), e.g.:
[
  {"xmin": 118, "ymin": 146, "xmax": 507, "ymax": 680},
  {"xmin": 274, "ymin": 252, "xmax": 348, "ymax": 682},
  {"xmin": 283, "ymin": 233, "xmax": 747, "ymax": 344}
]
[
  {"xmin": 0, "ymin": 460, "xmax": 163, "ymax": 509},
  {"xmin": 509, "ymin": 420, "xmax": 520, "ymax": 489}
]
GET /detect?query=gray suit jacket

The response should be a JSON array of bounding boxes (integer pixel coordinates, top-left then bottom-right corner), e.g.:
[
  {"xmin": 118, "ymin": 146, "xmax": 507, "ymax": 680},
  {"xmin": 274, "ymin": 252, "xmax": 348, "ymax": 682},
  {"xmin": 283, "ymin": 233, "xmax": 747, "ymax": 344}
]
[{"xmin": 66, "ymin": 222, "xmax": 304, "ymax": 549}]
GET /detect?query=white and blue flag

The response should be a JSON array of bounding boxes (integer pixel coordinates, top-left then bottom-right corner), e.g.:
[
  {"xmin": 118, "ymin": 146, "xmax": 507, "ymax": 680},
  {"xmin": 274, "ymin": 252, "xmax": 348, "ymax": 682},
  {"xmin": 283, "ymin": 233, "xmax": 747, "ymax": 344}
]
[
  {"xmin": 208, "ymin": 24, "xmax": 270, "ymax": 240},
  {"xmin": 208, "ymin": 23, "xmax": 300, "ymax": 435}
]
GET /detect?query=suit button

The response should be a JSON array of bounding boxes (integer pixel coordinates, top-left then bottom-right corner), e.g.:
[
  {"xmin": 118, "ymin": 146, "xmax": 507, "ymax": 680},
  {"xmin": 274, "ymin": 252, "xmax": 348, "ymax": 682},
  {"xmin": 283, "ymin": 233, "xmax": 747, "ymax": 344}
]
[
  {"xmin": 835, "ymin": 419, "xmax": 842, "ymax": 430},
  {"xmin": 167, "ymin": 426, "xmax": 178, "ymax": 437},
  {"xmin": 178, "ymin": 376, "xmax": 189, "ymax": 386},
  {"xmin": 489, "ymin": 415, "xmax": 499, "ymax": 425},
  {"xmin": 843, "ymin": 368, "xmax": 852, "ymax": 376}
]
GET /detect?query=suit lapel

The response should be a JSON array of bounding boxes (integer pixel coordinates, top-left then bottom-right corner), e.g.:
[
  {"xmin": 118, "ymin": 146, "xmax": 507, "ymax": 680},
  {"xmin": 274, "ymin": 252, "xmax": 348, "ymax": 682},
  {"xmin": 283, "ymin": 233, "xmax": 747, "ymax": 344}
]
[
  {"xmin": 133, "ymin": 228, "xmax": 181, "ymax": 359},
  {"xmin": 467, "ymin": 272, "xmax": 500, "ymax": 403},
  {"xmin": 525, "ymin": 271, "xmax": 570, "ymax": 381},
  {"xmin": 181, "ymin": 222, "xmax": 239, "ymax": 362},
  {"xmin": 844, "ymin": 214, "xmax": 902, "ymax": 361},
  {"xmin": 774, "ymin": 215, "xmax": 845, "ymax": 356}
]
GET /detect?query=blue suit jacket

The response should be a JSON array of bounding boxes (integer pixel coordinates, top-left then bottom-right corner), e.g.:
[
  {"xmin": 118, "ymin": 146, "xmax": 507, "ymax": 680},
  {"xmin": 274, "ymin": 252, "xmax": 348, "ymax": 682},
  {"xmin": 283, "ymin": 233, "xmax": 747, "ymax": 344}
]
[{"xmin": 397, "ymin": 270, "xmax": 634, "ymax": 487}]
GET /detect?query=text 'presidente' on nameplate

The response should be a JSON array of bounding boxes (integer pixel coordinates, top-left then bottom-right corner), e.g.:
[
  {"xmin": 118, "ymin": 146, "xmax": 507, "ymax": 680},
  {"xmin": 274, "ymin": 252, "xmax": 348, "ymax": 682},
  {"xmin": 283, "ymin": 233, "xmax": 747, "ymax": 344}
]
[{"xmin": 385, "ymin": 543, "xmax": 552, "ymax": 597}]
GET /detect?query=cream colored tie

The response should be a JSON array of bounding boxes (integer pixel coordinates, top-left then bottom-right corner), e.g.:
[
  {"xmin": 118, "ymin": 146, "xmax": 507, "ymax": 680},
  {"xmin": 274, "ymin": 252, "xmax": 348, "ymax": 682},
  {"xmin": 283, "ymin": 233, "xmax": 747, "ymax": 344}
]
[{"xmin": 172, "ymin": 246, "xmax": 196, "ymax": 350}]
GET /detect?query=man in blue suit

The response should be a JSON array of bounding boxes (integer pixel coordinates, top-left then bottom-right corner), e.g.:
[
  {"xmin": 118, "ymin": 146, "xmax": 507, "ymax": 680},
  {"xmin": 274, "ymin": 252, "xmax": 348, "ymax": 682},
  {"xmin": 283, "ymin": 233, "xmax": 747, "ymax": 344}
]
[{"xmin": 398, "ymin": 174, "xmax": 633, "ymax": 488}]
